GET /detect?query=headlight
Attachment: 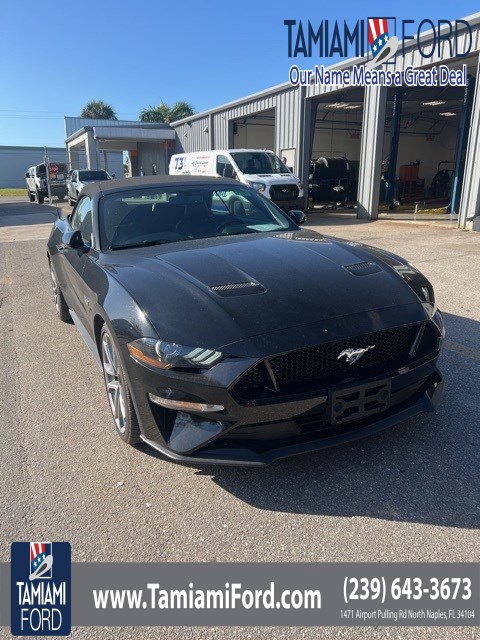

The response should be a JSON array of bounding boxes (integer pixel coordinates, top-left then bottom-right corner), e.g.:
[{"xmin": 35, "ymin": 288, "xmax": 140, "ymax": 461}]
[
  {"xmin": 392, "ymin": 262, "xmax": 435, "ymax": 307},
  {"xmin": 246, "ymin": 180, "xmax": 266, "ymax": 193},
  {"xmin": 431, "ymin": 308, "xmax": 445, "ymax": 339},
  {"xmin": 127, "ymin": 338, "xmax": 224, "ymax": 370}
]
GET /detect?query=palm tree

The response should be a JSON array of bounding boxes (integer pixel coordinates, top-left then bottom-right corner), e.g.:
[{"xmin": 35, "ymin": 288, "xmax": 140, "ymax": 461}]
[
  {"xmin": 80, "ymin": 100, "xmax": 117, "ymax": 120},
  {"xmin": 139, "ymin": 101, "xmax": 194, "ymax": 123}
]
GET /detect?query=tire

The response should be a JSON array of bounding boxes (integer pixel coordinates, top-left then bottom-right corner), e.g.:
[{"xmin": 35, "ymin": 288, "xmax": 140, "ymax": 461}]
[
  {"xmin": 49, "ymin": 261, "xmax": 71, "ymax": 323},
  {"xmin": 36, "ymin": 190, "xmax": 44, "ymax": 204},
  {"xmin": 27, "ymin": 188, "xmax": 35, "ymax": 202},
  {"xmin": 100, "ymin": 326, "xmax": 140, "ymax": 445}
]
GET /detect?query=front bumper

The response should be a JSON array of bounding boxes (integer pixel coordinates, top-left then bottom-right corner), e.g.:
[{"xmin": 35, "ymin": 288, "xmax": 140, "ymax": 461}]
[
  {"xmin": 271, "ymin": 196, "xmax": 305, "ymax": 212},
  {"xmin": 122, "ymin": 341, "xmax": 443, "ymax": 466}
]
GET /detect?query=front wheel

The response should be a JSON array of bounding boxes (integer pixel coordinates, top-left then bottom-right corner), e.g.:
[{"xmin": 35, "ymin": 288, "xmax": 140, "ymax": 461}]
[
  {"xmin": 100, "ymin": 327, "xmax": 140, "ymax": 445},
  {"xmin": 49, "ymin": 261, "xmax": 71, "ymax": 322},
  {"xmin": 27, "ymin": 188, "xmax": 35, "ymax": 202}
]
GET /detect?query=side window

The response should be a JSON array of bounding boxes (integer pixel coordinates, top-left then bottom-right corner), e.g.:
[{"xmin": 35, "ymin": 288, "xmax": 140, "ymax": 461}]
[
  {"xmin": 71, "ymin": 196, "xmax": 92, "ymax": 244},
  {"xmin": 216, "ymin": 155, "xmax": 235, "ymax": 179}
]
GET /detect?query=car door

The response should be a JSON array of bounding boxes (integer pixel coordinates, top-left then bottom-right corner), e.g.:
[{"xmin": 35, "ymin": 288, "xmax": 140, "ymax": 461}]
[{"xmin": 59, "ymin": 196, "xmax": 93, "ymax": 325}]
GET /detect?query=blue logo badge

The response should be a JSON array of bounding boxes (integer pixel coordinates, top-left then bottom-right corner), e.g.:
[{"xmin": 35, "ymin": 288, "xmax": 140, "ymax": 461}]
[{"xmin": 11, "ymin": 542, "xmax": 71, "ymax": 636}]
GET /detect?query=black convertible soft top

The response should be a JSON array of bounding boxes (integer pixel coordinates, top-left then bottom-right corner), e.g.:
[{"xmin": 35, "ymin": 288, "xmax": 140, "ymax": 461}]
[{"xmin": 81, "ymin": 174, "xmax": 238, "ymax": 198}]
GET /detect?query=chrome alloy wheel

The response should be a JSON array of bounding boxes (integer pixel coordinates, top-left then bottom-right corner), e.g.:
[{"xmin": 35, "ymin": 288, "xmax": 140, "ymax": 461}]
[
  {"xmin": 50, "ymin": 263, "xmax": 60, "ymax": 314},
  {"xmin": 101, "ymin": 332, "xmax": 127, "ymax": 434}
]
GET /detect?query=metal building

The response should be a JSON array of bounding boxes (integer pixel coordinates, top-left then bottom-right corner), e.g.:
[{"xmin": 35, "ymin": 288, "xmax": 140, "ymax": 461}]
[
  {"xmin": 64, "ymin": 117, "xmax": 175, "ymax": 178},
  {"xmin": 170, "ymin": 13, "xmax": 480, "ymax": 231},
  {"xmin": 0, "ymin": 145, "xmax": 67, "ymax": 188}
]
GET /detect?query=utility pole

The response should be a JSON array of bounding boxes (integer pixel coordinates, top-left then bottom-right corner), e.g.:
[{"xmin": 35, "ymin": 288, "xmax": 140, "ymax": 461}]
[{"xmin": 44, "ymin": 147, "xmax": 53, "ymax": 204}]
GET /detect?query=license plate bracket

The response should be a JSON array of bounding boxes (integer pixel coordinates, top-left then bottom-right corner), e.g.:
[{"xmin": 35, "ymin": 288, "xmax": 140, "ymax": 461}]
[{"xmin": 328, "ymin": 378, "xmax": 391, "ymax": 426}]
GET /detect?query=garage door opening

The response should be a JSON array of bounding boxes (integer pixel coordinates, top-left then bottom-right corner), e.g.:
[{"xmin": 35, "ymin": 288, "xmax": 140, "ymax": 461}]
[
  {"xmin": 380, "ymin": 55, "xmax": 479, "ymax": 215},
  {"xmin": 308, "ymin": 88, "xmax": 365, "ymax": 209},
  {"xmin": 230, "ymin": 108, "xmax": 275, "ymax": 152}
]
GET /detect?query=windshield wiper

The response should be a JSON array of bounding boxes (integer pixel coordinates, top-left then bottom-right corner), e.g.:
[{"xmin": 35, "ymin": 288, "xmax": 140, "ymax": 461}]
[{"xmin": 110, "ymin": 239, "xmax": 170, "ymax": 250}]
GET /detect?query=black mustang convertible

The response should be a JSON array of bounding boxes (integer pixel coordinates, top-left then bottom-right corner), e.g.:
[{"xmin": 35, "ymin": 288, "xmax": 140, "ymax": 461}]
[{"xmin": 47, "ymin": 175, "xmax": 444, "ymax": 466}]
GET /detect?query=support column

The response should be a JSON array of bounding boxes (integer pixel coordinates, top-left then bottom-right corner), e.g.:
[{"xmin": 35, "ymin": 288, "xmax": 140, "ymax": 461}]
[
  {"xmin": 357, "ymin": 85, "xmax": 387, "ymax": 220},
  {"xmin": 450, "ymin": 75, "xmax": 475, "ymax": 214},
  {"xmin": 85, "ymin": 130, "xmax": 99, "ymax": 170},
  {"xmin": 385, "ymin": 91, "xmax": 403, "ymax": 208},
  {"xmin": 458, "ymin": 54, "xmax": 480, "ymax": 230},
  {"xmin": 299, "ymin": 90, "xmax": 318, "ymax": 212},
  {"xmin": 66, "ymin": 143, "xmax": 73, "ymax": 172}
]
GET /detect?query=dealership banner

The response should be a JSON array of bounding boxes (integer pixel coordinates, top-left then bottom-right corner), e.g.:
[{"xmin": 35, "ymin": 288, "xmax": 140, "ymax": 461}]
[{"xmin": 1, "ymin": 560, "xmax": 478, "ymax": 632}]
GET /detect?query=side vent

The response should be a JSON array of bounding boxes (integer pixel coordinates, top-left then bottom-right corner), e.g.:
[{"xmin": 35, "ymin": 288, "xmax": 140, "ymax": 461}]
[
  {"xmin": 210, "ymin": 281, "xmax": 266, "ymax": 297},
  {"xmin": 345, "ymin": 262, "xmax": 382, "ymax": 276}
]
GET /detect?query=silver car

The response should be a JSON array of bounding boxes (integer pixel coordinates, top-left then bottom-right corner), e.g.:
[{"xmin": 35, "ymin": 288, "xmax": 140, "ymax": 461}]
[{"xmin": 67, "ymin": 169, "xmax": 111, "ymax": 206}]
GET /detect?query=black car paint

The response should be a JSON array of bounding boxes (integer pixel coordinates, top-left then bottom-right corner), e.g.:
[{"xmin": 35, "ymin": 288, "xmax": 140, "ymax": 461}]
[{"xmin": 47, "ymin": 176, "xmax": 444, "ymax": 466}]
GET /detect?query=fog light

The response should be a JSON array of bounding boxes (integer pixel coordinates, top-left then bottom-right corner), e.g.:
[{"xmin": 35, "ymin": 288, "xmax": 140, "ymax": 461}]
[{"xmin": 148, "ymin": 393, "xmax": 224, "ymax": 413}]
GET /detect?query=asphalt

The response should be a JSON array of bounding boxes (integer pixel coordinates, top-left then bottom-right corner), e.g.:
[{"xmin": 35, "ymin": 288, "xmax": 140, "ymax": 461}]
[{"xmin": 0, "ymin": 197, "xmax": 479, "ymax": 640}]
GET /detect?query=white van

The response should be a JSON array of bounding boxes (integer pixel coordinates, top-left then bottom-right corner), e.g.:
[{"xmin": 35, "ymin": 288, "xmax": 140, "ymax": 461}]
[{"xmin": 169, "ymin": 149, "xmax": 304, "ymax": 212}]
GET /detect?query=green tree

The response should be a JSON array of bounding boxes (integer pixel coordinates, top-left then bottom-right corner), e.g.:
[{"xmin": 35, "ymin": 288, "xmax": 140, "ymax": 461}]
[
  {"xmin": 80, "ymin": 100, "xmax": 117, "ymax": 120},
  {"xmin": 139, "ymin": 101, "xmax": 194, "ymax": 123}
]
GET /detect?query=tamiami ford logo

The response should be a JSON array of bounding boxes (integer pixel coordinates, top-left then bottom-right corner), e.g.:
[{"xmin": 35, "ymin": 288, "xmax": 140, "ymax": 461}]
[
  {"xmin": 10, "ymin": 542, "xmax": 71, "ymax": 636},
  {"xmin": 285, "ymin": 16, "xmax": 472, "ymax": 87}
]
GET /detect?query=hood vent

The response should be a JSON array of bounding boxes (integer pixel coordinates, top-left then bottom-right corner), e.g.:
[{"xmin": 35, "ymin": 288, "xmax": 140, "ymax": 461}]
[
  {"xmin": 345, "ymin": 262, "xmax": 382, "ymax": 276},
  {"xmin": 210, "ymin": 281, "xmax": 266, "ymax": 297}
]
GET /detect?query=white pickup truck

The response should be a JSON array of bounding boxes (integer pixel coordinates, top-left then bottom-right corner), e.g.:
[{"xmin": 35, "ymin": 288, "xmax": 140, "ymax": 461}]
[
  {"xmin": 169, "ymin": 149, "xmax": 304, "ymax": 212},
  {"xmin": 26, "ymin": 163, "xmax": 68, "ymax": 204}
]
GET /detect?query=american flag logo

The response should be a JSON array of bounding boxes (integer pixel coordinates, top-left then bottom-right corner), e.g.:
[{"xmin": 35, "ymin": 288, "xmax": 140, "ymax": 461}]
[
  {"xmin": 29, "ymin": 541, "xmax": 53, "ymax": 581},
  {"xmin": 366, "ymin": 17, "xmax": 398, "ymax": 67},
  {"xmin": 368, "ymin": 18, "xmax": 390, "ymax": 56}
]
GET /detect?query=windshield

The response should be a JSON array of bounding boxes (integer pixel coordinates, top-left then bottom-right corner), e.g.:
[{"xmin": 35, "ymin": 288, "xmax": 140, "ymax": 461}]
[
  {"xmin": 78, "ymin": 171, "xmax": 110, "ymax": 181},
  {"xmin": 99, "ymin": 185, "xmax": 297, "ymax": 250},
  {"xmin": 230, "ymin": 152, "xmax": 290, "ymax": 175}
]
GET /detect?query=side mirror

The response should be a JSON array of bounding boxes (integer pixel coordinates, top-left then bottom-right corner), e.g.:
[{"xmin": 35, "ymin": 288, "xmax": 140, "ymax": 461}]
[
  {"xmin": 111, "ymin": 173, "xmax": 115, "ymax": 179},
  {"xmin": 288, "ymin": 209, "xmax": 306, "ymax": 225},
  {"xmin": 65, "ymin": 229, "xmax": 86, "ymax": 249},
  {"xmin": 25, "ymin": 172, "xmax": 30, "ymax": 178}
]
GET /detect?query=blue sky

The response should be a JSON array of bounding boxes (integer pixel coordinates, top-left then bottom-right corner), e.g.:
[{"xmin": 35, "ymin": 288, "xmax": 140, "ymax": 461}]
[{"xmin": 0, "ymin": 1, "xmax": 478, "ymax": 147}]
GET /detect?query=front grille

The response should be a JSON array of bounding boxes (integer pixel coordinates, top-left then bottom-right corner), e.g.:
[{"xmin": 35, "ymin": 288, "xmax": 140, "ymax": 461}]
[
  {"xmin": 270, "ymin": 184, "xmax": 299, "ymax": 202},
  {"xmin": 234, "ymin": 324, "xmax": 421, "ymax": 400}
]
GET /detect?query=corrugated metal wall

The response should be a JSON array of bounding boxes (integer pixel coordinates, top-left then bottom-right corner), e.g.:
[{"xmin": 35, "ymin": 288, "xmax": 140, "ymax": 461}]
[
  {"xmin": 173, "ymin": 115, "xmax": 210, "ymax": 153},
  {"xmin": 0, "ymin": 146, "xmax": 67, "ymax": 188},
  {"xmin": 173, "ymin": 88, "xmax": 303, "ymax": 162}
]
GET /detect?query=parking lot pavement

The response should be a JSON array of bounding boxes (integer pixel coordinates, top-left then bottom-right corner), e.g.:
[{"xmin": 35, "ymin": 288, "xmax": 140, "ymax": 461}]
[{"xmin": 0, "ymin": 201, "xmax": 479, "ymax": 640}]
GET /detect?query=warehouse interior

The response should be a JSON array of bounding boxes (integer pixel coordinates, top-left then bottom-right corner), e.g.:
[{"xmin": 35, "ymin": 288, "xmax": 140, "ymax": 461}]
[
  {"xmin": 303, "ymin": 54, "xmax": 479, "ymax": 213},
  {"xmin": 308, "ymin": 87, "xmax": 365, "ymax": 207}
]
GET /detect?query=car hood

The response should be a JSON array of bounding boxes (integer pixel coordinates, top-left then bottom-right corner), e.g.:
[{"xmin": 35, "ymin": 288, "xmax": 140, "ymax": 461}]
[
  {"xmin": 102, "ymin": 230, "xmax": 424, "ymax": 351},
  {"xmin": 244, "ymin": 173, "xmax": 298, "ymax": 183}
]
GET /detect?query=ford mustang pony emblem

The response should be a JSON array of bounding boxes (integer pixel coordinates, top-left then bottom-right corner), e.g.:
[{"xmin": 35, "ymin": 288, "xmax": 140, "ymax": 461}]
[{"xmin": 337, "ymin": 345, "xmax": 375, "ymax": 364}]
